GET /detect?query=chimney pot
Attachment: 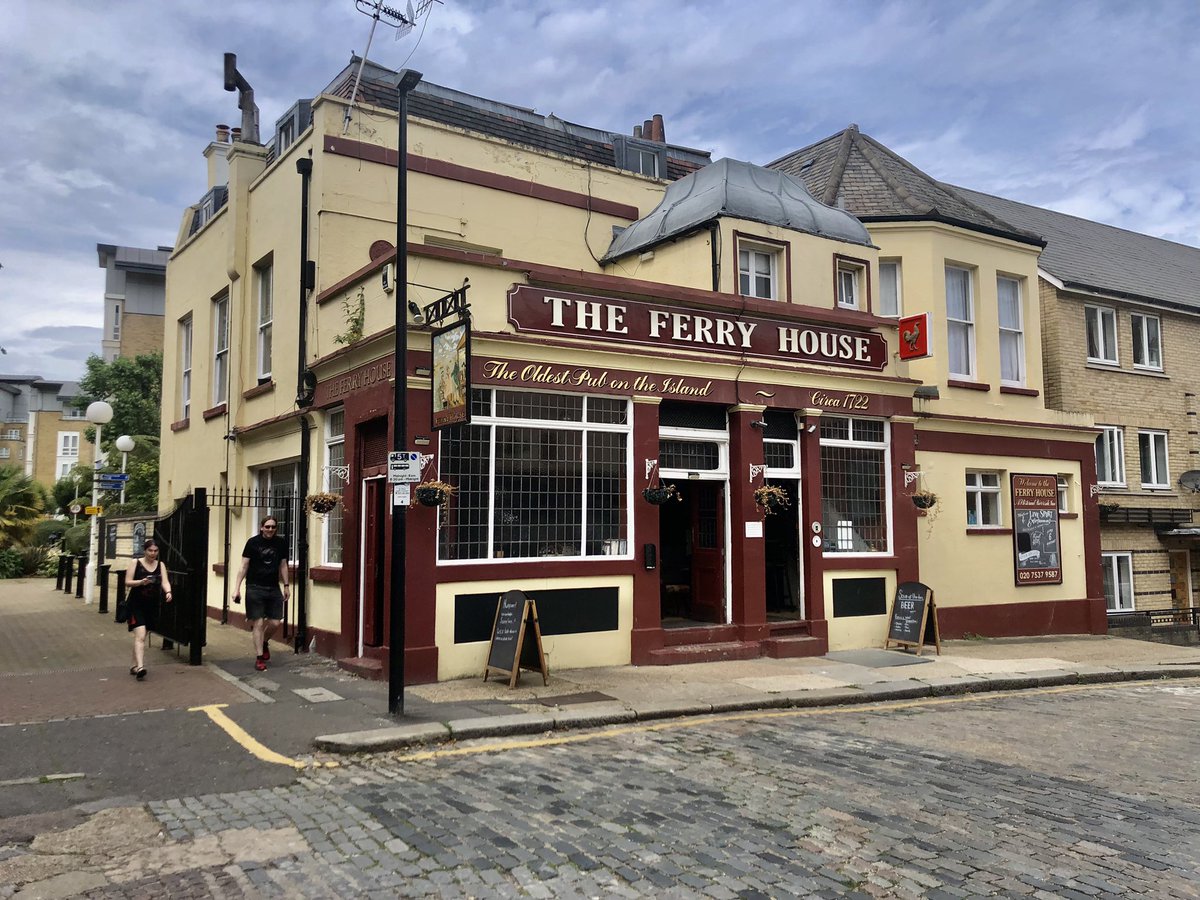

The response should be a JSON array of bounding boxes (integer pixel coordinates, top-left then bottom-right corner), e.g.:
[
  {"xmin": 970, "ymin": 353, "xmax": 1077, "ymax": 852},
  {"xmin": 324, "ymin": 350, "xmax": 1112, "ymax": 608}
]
[
  {"xmin": 216, "ymin": 124, "xmax": 231, "ymax": 143},
  {"xmin": 643, "ymin": 119, "xmax": 653, "ymax": 140},
  {"xmin": 633, "ymin": 124, "xmax": 643, "ymax": 138},
  {"xmin": 652, "ymin": 114, "xmax": 665, "ymax": 143},
  {"xmin": 230, "ymin": 127, "xmax": 242, "ymax": 142}
]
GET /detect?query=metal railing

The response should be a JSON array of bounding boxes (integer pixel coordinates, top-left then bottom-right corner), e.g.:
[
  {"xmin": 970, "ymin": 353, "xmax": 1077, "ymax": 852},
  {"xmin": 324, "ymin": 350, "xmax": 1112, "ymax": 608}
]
[{"xmin": 1108, "ymin": 606, "xmax": 1200, "ymax": 628}]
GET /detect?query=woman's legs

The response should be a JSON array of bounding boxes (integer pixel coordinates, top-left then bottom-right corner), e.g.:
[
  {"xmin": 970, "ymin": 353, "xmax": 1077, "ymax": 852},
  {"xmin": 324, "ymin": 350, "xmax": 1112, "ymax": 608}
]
[{"xmin": 132, "ymin": 625, "xmax": 147, "ymax": 672}]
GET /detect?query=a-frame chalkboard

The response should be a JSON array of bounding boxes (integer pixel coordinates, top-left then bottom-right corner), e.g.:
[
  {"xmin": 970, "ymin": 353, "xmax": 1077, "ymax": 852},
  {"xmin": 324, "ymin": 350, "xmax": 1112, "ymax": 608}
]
[
  {"xmin": 484, "ymin": 589, "xmax": 549, "ymax": 688},
  {"xmin": 884, "ymin": 581, "xmax": 941, "ymax": 656}
]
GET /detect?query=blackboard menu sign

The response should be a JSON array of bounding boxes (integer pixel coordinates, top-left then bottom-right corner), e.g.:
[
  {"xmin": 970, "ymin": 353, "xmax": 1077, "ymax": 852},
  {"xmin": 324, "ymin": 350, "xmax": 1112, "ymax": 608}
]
[
  {"xmin": 884, "ymin": 581, "xmax": 940, "ymax": 655},
  {"xmin": 1011, "ymin": 474, "xmax": 1062, "ymax": 586},
  {"xmin": 484, "ymin": 590, "xmax": 549, "ymax": 688}
]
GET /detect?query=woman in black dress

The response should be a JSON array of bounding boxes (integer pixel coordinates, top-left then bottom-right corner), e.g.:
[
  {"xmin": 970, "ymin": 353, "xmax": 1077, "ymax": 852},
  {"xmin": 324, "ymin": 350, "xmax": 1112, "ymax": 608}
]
[{"xmin": 123, "ymin": 540, "xmax": 173, "ymax": 679}]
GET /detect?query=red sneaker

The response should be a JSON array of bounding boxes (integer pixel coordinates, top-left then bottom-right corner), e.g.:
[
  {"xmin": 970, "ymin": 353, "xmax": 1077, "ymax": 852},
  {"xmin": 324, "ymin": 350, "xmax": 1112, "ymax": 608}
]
[
  {"xmin": 261, "ymin": 641, "xmax": 270, "ymax": 662},
  {"xmin": 255, "ymin": 656, "xmax": 267, "ymax": 671}
]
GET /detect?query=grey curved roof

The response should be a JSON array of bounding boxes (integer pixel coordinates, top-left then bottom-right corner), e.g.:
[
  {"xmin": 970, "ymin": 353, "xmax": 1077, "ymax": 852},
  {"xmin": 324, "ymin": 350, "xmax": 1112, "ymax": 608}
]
[{"xmin": 601, "ymin": 157, "xmax": 872, "ymax": 263}]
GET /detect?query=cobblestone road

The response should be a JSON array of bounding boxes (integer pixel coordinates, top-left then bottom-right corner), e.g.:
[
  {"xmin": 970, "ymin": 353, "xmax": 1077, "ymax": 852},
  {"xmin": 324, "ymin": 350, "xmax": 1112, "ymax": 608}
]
[{"xmin": 3, "ymin": 680, "xmax": 1199, "ymax": 898}]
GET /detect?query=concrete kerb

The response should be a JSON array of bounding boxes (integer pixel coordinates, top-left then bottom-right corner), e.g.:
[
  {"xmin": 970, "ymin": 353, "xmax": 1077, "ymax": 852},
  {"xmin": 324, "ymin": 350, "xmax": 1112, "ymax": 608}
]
[{"xmin": 311, "ymin": 667, "xmax": 1200, "ymax": 755}]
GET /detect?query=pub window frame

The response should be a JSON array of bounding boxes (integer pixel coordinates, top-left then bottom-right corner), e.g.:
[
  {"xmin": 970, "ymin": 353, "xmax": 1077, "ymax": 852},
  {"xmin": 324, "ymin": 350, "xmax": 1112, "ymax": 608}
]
[
  {"xmin": 322, "ymin": 408, "xmax": 346, "ymax": 565},
  {"xmin": 819, "ymin": 416, "xmax": 891, "ymax": 556}
]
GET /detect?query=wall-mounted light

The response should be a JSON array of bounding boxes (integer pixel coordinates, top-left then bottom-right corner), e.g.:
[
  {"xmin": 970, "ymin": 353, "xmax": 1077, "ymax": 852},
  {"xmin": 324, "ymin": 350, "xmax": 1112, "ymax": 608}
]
[
  {"xmin": 407, "ymin": 300, "xmax": 424, "ymax": 324},
  {"xmin": 914, "ymin": 385, "xmax": 940, "ymax": 400},
  {"xmin": 749, "ymin": 419, "xmax": 767, "ymax": 429},
  {"xmin": 806, "ymin": 424, "xmax": 817, "ymax": 433},
  {"xmin": 414, "ymin": 366, "xmax": 431, "ymax": 377}
]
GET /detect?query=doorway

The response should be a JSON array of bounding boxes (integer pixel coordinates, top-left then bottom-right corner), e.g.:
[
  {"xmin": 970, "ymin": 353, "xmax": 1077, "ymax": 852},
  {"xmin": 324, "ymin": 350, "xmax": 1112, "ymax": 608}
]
[
  {"xmin": 659, "ymin": 480, "xmax": 726, "ymax": 626},
  {"xmin": 764, "ymin": 478, "xmax": 803, "ymax": 619},
  {"xmin": 1169, "ymin": 550, "xmax": 1193, "ymax": 613},
  {"xmin": 357, "ymin": 476, "xmax": 387, "ymax": 656}
]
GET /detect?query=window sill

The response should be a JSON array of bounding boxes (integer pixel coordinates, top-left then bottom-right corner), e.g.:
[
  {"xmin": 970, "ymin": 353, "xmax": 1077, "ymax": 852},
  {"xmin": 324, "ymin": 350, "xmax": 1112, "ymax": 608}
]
[
  {"xmin": 170, "ymin": 418, "xmax": 191, "ymax": 433},
  {"xmin": 965, "ymin": 527, "xmax": 1012, "ymax": 535},
  {"xmin": 999, "ymin": 385, "xmax": 1039, "ymax": 397},
  {"xmin": 243, "ymin": 380, "xmax": 275, "ymax": 400},
  {"xmin": 947, "ymin": 379, "xmax": 991, "ymax": 392},
  {"xmin": 310, "ymin": 565, "xmax": 342, "ymax": 584},
  {"xmin": 1058, "ymin": 512, "xmax": 1078, "ymax": 519},
  {"xmin": 202, "ymin": 403, "xmax": 227, "ymax": 421},
  {"xmin": 1085, "ymin": 362, "xmax": 1169, "ymax": 380}
]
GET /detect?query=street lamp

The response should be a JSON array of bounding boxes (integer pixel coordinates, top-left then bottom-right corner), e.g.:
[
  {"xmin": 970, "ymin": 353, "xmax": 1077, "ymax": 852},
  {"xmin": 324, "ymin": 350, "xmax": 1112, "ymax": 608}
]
[
  {"xmin": 83, "ymin": 400, "xmax": 113, "ymax": 603},
  {"xmin": 115, "ymin": 435, "xmax": 135, "ymax": 505}
]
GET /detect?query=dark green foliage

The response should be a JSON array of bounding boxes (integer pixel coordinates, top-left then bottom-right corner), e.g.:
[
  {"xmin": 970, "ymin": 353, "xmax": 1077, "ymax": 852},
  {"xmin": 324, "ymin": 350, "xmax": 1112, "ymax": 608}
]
[
  {"xmin": 0, "ymin": 548, "xmax": 22, "ymax": 579},
  {"xmin": 32, "ymin": 518, "xmax": 67, "ymax": 548},
  {"xmin": 63, "ymin": 524, "xmax": 90, "ymax": 555}
]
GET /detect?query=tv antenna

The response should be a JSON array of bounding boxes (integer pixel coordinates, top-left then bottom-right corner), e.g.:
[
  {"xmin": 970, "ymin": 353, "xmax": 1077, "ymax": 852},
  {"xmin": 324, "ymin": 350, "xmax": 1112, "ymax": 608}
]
[{"xmin": 344, "ymin": 0, "xmax": 441, "ymax": 134}]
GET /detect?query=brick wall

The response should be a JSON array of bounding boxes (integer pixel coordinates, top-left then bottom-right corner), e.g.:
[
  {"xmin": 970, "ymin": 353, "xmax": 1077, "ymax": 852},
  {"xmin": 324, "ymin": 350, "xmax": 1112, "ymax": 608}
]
[{"xmin": 118, "ymin": 312, "xmax": 164, "ymax": 359}]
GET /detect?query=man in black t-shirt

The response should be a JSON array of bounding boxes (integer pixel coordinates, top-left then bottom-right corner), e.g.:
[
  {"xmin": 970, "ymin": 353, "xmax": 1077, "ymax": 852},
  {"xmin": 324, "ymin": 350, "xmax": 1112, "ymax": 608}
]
[{"xmin": 232, "ymin": 516, "xmax": 290, "ymax": 671}]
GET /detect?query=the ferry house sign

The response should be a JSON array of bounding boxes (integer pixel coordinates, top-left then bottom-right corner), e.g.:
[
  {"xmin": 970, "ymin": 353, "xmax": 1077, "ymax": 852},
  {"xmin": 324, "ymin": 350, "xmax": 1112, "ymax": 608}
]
[{"xmin": 508, "ymin": 285, "xmax": 887, "ymax": 371}]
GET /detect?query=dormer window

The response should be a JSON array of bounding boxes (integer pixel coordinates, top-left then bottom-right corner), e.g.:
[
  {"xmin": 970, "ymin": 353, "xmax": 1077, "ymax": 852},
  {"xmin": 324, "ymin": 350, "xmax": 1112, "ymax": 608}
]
[
  {"xmin": 611, "ymin": 135, "xmax": 667, "ymax": 179},
  {"xmin": 739, "ymin": 245, "xmax": 778, "ymax": 300}
]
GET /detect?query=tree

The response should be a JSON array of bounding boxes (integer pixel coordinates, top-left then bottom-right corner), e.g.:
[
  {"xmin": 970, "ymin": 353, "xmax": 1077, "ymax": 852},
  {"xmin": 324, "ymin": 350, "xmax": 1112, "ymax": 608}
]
[
  {"xmin": 52, "ymin": 462, "xmax": 93, "ymax": 514},
  {"xmin": 78, "ymin": 352, "xmax": 163, "ymax": 512},
  {"xmin": 0, "ymin": 465, "xmax": 48, "ymax": 548}
]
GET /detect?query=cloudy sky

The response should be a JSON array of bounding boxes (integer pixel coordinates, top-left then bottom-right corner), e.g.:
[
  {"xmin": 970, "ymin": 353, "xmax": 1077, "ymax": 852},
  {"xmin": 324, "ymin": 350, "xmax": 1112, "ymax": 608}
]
[{"xmin": 2, "ymin": 0, "xmax": 1198, "ymax": 381}]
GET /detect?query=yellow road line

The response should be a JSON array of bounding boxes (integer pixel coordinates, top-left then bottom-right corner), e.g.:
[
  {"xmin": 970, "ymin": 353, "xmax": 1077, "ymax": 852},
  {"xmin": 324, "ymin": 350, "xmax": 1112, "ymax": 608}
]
[
  {"xmin": 395, "ymin": 679, "xmax": 1170, "ymax": 764},
  {"xmin": 189, "ymin": 704, "xmax": 338, "ymax": 769}
]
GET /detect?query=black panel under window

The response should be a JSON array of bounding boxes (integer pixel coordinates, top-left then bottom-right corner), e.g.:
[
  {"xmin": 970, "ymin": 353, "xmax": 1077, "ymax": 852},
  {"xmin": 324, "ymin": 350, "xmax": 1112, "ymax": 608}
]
[
  {"xmin": 832, "ymin": 578, "xmax": 887, "ymax": 617},
  {"xmin": 659, "ymin": 401, "xmax": 727, "ymax": 430},
  {"xmin": 454, "ymin": 587, "xmax": 620, "ymax": 643},
  {"xmin": 763, "ymin": 410, "xmax": 798, "ymax": 440}
]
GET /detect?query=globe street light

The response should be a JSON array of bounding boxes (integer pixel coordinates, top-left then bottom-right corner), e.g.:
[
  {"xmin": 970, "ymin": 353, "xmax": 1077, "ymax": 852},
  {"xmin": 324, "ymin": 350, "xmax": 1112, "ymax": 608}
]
[
  {"xmin": 115, "ymin": 435, "xmax": 135, "ymax": 505},
  {"xmin": 83, "ymin": 400, "xmax": 113, "ymax": 603}
]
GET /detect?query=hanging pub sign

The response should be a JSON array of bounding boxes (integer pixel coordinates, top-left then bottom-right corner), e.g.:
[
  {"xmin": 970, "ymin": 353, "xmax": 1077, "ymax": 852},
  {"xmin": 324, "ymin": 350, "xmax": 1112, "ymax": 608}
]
[
  {"xmin": 897, "ymin": 312, "xmax": 931, "ymax": 360},
  {"xmin": 1011, "ymin": 473, "xmax": 1062, "ymax": 585},
  {"xmin": 507, "ymin": 285, "xmax": 887, "ymax": 371},
  {"xmin": 432, "ymin": 318, "xmax": 471, "ymax": 430}
]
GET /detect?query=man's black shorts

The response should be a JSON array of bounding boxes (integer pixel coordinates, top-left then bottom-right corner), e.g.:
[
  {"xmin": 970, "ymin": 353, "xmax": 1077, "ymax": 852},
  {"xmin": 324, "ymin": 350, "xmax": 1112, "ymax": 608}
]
[{"xmin": 246, "ymin": 584, "xmax": 284, "ymax": 621}]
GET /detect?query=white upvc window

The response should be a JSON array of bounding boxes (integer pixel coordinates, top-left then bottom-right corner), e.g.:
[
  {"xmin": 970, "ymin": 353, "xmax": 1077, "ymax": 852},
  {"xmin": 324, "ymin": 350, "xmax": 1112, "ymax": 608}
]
[
  {"xmin": 1101, "ymin": 552, "xmax": 1134, "ymax": 612},
  {"xmin": 878, "ymin": 260, "xmax": 901, "ymax": 316},
  {"xmin": 739, "ymin": 245, "xmax": 778, "ymax": 301},
  {"xmin": 212, "ymin": 294, "xmax": 229, "ymax": 405},
  {"xmin": 1057, "ymin": 475, "xmax": 1070, "ymax": 513},
  {"xmin": 112, "ymin": 303, "xmax": 122, "ymax": 341},
  {"xmin": 1138, "ymin": 430, "xmax": 1169, "ymax": 489},
  {"xmin": 997, "ymin": 276, "xmax": 1025, "ymax": 385},
  {"xmin": 966, "ymin": 471, "xmax": 1002, "ymax": 527},
  {"xmin": 57, "ymin": 432, "xmax": 79, "ymax": 458},
  {"xmin": 323, "ymin": 409, "xmax": 346, "ymax": 565},
  {"xmin": 1085, "ymin": 304, "xmax": 1118, "ymax": 364},
  {"xmin": 1095, "ymin": 425, "xmax": 1125, "ymax": 486},
  {"xmin": 257, "ymin": 262, "xmax": 273, "ymax": 380},
  {"xmin": 945, "ymin": 265, "xmax": 975, "ymax": 378},
  {"xmin": 1131, "ymin": 313, "xmax": 1162, "ymax": 371},
  {"xmin": 180, "ymin": 315, "xmax": 193, "ymax": 419},
  {"xmin": 836, "ymin": 261, "xmax": 865, "ymax": 310},
  {"xmin": 632, "ymin": 148, "xmax": 659, "ymax": 177}
]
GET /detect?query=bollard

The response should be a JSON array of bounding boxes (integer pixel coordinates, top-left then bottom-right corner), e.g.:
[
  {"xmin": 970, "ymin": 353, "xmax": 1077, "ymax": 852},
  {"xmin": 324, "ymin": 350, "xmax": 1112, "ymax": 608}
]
[
  {"xmin": 64, "ymin": 556, "xmax": 75, "ymax": 594},
  {"xmin": 55, "ymin": 554, "xmax": 67, "ymax": 591},
  {"xmin": 115, "ymin": 570, "xmax": 126, "ymax": 622},
  {"xmin": 98, "ymin": 564, "xmax": 110, "ymax": 614},
  {"xmin": 75, "ymin": 556, "xmax": 86, "ymax": 599}
]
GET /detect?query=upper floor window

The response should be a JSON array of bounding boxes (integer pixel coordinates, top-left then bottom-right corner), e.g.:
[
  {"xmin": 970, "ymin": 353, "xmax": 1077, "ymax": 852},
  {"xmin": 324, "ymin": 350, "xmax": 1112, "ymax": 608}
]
[
  {"xmin": 631, "ymin": 148, "xmax": 659, "ymax": 177},
  {"xmin": 212, "ymin": 294, "xmax": 229, "ymax": 405},
  {"xmin": 112, "ymin": 303, "xmax": 121, "ymax": 341},
  {"xmin": 836, "ymin": 259, "xmax": 866, "ymax": 311},
  {"xmin": 57, "ymin": 432, "xmax": 80, "ymax": 458},
  {"xmin": 997, "ymin": 276, "xmax": 1025, "ymax": 385},
  {"xmin": 945, "ymin": 265, "xmax": 975, "ymax": 378},
  {"xmin": 1095, "ymin": 425, "xmax": 1125, "ymax": 486},
  {"xmin": 0, "ymin": 448, "xmax": 8, "ymax": 459},
  {"xmin": 1138, "ymin": 430, "xmax": 1169, "ymax": 489},
  {"xmin": 179, "ymin": 315, "xmax": 193, "ymax": 419},
  {"xmin": 878, "ymin": 261, "xmax": 901, "ymax": 316},
  {"xmin": 739, "ymin": 245, "xmax": 778, "ymax": 301},
  {"xmin": 1085, "ymin": 305, "xmax": 1118, "ymax": 364},
  {"xmin": 256, "ymin": 262, "xmax": 273, "ymax": 380},
  {"xmin": 966, "ymin": 471, "xmax": 1002, "ymax": 527},
  {"xmin": 1130, "ymin": 313, "xmax": 1162, "ymax": 371},
  {"xmin": 1057, "ymin": 475, "xmax": 1070, "ymax": 513},
  {"xmin": 3, "ymin": 429, "xmax": 22, "ymax": 441}
]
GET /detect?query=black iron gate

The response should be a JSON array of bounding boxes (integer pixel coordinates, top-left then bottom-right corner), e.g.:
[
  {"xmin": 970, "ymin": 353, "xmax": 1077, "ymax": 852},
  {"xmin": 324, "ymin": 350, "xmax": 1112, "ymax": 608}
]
[{"xmin": 152, "ymin": 487, "xmax": 210, "ymax": 665}]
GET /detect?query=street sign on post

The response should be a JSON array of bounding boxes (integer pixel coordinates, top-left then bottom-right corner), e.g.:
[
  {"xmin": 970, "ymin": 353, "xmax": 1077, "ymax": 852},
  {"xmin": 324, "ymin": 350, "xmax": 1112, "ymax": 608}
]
[
  {"xmin": 85, "ymin": 506, "xmax": 102, "ymax": 516},
  {"xmin": 387, "ymin": 451, "xmax": 421, "ymax": 484}
]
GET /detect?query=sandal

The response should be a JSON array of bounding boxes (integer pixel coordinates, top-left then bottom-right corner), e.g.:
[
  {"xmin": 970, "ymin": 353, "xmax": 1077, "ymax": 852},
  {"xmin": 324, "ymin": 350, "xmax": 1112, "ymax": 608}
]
[{"xmin": 135, "ymin": 667, "xmax": 147, "ymax": 680}]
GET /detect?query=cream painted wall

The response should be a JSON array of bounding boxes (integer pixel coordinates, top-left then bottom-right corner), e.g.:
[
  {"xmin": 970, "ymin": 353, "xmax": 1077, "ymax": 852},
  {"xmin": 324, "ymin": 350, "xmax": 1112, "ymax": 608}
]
[
  {"xmin": 435, "ymin": 576, "xmax": 633, "ymax": 680},
  {"xmin": 823, "ymin": 570, "xmax": 898, "ymax": 652}
]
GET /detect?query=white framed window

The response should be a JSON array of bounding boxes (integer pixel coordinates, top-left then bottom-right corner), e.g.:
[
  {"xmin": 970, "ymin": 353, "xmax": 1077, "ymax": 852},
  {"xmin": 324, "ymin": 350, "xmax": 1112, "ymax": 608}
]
[
  {"xmin": 256, "ymin": 262, "xmax": 273, "ymax": 380},
  {"xmin": 1057, "ymin": 475, "xmax": 1070, "ymax": 513},
  {"xmin": 1101, "ymin": 552, "xmax": 1134, "ymax": 612},
  {"xmin": 212, "ymin": 294, "xmax": 229, "ymax": 405},
  {"xmin": 945, "ymin": 265, "xmax": 975, "ymax": 378},
  {"xmin": 179, "ymin": 315, "xmax": 193, "ymax": 419},
  {"xmin": 1131, "ymin": 313, "xmax": 1162, "ymax": 371},
  {"xmin": 997, "ymin": 276, "xmax": 1025, "ymax": 385},
  {"xmin": 878, "ymin": 261, "xmax": 901, "ymax": 317},
  {"xmin": 1085, "ymin": 305, "xmax": 1118, "ymax": 364},
  {"xmin": 1095, "ymin": 425, "xmax": 1125, "ymax": 486},
  {"xmin": 323, "ymin": 409, "xmax": 346, "ymax": 565},
  {"xmin": 836, "ymin": 261, "xmax": 865, "ymax": 310},
  {"xmin": 632, "ymin": 148, "xmax": 659, "ymax": 178},
  {"xmin": 1138, "ymin": 430, "xmax": 1169, "ymax": 489},
  {"xmin": 58, "ymin": 461, "xmax": 71, "ymax": 478},
  {"xmin": 966, "ymin": 471, "xmax": 1002, "ymax": 527},
  {"xmin": 57, "ymin": 432, "xmax": 79, "ymax": 458},
  {"xmin": 255, "ymin": 462, "xmax": 299, "ymax": 560},
  {"xmin": 739, "ymin": 245, "xmax": 779, "ymax": 301},
  {"xmin": 0, "ymin": 448, "xmax": 9, "ymax": 459},
  {"xmin": 112, "ymin": 303, "xmax": 122, "ymax": 341},
  {"xmin": 438, "ymin": 390, "xmax": 631, "ymax": 561},
  {"xmin": 4, "ymin": 429, "xmax": 22, "ymax": 441},
  {"xmin": 819, "ymin": 416, "xmax": 890, "ymax": 554}
]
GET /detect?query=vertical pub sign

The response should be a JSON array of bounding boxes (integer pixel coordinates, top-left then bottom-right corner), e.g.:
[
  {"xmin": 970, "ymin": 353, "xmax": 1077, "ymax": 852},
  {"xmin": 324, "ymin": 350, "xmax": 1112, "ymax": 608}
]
[
  {"xmin": 432, "ymin": 318, "xmax": 471, "ymax": 430},
  {"xmin": 1011, "ymin": 474, "xmax": 1062, "ymax": 585}
]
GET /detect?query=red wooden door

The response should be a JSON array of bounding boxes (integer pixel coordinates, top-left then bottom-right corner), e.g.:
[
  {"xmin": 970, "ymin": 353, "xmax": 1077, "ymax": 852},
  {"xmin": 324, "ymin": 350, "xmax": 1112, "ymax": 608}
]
[
  {"xmin": 690, "ymin": 482, "xmax": 725, "ymax": 623},
  {"xmin": 360, "ymin": 478, "xmax": 386, "ymax": 648}
]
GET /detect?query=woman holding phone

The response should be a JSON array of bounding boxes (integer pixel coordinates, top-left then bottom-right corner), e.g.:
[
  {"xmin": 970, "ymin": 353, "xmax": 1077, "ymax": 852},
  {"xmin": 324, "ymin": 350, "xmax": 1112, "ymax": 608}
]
[{"xmin": 123, "ymin": 540, "xmax": 173, "ymax": 679}]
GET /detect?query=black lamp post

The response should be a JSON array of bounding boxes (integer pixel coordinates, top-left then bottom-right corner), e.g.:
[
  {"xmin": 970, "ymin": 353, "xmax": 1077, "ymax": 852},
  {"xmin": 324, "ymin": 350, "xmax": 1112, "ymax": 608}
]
[{"xmin": 389, "ymin": 68, "xmax": 422, "ymax": 716}]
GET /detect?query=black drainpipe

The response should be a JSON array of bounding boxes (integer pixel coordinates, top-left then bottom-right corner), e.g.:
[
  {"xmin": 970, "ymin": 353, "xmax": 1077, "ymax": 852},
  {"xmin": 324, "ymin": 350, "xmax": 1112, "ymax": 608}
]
[
  {"xmin": 709, "ymin": 221, "xmax": 720, "ymax": 293},
  {"xmin": 294, "ymin": 155, "xmax": 314, "ymax": 652}
]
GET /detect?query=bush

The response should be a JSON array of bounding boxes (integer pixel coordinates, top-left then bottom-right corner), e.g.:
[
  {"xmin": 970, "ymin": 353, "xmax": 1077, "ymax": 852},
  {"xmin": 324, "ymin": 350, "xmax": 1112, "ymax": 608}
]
[
  {"xmin": 63, "ymin": 524, "xmax": 90, "ymax": 556},
  {"xmin": 0, "ymin": 548, "xmax": 22, "ymax": 579},
  {"xmin": 19, "ymin": 545, "xmax": 49, "ymax": 576},
  {"xmin": 32, "ymin": 518, "xmax": 67, "ymax": 548},
  {"xmin": 37, "ymin": 552, "xmax": 59, "ymax": 578}
]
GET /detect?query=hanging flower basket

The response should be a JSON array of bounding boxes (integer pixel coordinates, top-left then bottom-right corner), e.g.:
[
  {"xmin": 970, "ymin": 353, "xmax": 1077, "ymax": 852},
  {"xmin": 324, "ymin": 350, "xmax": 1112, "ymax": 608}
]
[
  {"xmin": 911, "ymin": 490, "xmax": 938, "ymax": 510},
  {"xmin": 642, "ymin": 484, "xmax": 679, "ymax": 506},
  {"xmin": 754, "ymin": 484, "xmax": 791, "ymax": 515},
  {"xmin": 304, "ymin": 492, "xmax": 341, "ymax": 516},
  {"xmin": 415, "ymin": 481, "xmax": 456, "ymax": 507}
]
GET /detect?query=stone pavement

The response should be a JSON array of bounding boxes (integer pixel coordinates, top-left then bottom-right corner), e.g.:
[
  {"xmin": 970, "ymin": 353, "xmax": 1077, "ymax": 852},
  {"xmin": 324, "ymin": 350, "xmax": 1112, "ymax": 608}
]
[{"xmin": 4, "ymin": 577, "xmax": 1200, "ymax": 759}]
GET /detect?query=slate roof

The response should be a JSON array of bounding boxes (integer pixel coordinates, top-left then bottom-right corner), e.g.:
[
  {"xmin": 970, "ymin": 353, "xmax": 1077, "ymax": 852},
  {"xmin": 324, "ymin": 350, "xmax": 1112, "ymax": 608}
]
[
  {"xmin": 768, "ymin": 126, "xmax": 1042, "ymax": 248},
  {"xmin": 601, "ymin": 158, "xmax": 872, "ymax": 263},
  {"xmin": 324, "ymin": 59, "xmax": 710, "ymax": 181},
  {"xmin": 954, "ymin": 187, "xmax": 1200, "ymax": 314}
]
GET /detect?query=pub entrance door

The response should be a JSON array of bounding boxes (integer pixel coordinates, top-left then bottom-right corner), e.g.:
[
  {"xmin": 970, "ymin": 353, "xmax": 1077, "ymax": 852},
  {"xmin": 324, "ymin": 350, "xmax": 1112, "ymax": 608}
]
[
  {"xmin": 659, "ymin": 480, "xmax": 727, "ymax": 625},
  {"xmin": 357, "ymin": 476, "xmax": 387, "ymax": 656},
  {"xmin": 764, "ymin": 477, "xmax": 804, "ymax": 620}
]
